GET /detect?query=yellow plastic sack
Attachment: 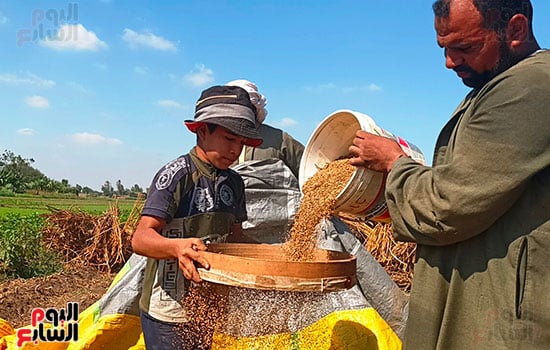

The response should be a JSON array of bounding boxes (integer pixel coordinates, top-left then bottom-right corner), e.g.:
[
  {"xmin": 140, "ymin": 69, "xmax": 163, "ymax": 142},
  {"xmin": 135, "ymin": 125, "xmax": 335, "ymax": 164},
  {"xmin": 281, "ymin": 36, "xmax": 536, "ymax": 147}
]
[
  {"xmin": 212, "ymin": 308, "xmax": 401, "ymax": 350},
  {"xmin": 65, "ymin": 303, "xmax": 144, "ymax": 350},
  {"xmin": 0, "ymin": 318, "xmax": 14, "ymax": 339}
]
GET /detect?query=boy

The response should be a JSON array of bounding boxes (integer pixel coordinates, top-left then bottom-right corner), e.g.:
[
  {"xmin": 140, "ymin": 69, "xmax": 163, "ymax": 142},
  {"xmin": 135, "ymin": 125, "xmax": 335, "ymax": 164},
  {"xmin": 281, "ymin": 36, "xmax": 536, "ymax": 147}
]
[{"xmin": 131, "ymin": 85, "xmax": 263, "ymax": 349}]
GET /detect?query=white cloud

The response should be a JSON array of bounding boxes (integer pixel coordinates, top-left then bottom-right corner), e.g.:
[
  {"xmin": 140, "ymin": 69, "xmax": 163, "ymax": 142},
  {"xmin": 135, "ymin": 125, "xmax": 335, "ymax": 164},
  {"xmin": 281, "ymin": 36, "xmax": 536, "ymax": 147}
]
[
  {"xmin": 41, "ymin": 24, "xmax": 108, "ymax": 51},
  {"xmin": 276, "ymin": 118, "xmax": 298, "ymax": 127},
  {"xmin": 367, "ymin": 83, "xmax": 382, "ymax": 92},
  {"xmin": 183, "ymin": 64, "xmax": 214, "ymax": 87},
  {"xmin": 0, "ymin": 72, "xmax": 55, "ymax": 88},
  {"xmin": 157, "ymin": 100, "xmax": 183, "ymax": 109},
  {"xmin": 94, "ymin": 63, "xmax": 108, "ymax": 71},
  {"xmin": 67, "ymin": 81, "xmax": 94, "ymax": 95},
  {"xmin": 17, "ymin": 128, "xmax": 37, "ymax": 136},
  {"xmin": 0, "ymin": 12, "xmax": 7, "ymax": 25},
  {"xmin": 122, "ymin": 29, "xmax": 177, "ymax": 51},
  {"xmin": 134, "ymin": 66, "xmax": 148, "ymax": 75},
  {"xmin": 26, "ymin": 95, "xmax": 49, "ymax": 108},
  {"xmin": 304, "ymin": 83, "xmax": 337, "ymax": 92},
  {"xmin": 341, "ymin": 83, "xmax": 383, "ymax": 93},
  {"xmin": 70, "ymin": 132, "xmax": 123, "ymax": 145}
]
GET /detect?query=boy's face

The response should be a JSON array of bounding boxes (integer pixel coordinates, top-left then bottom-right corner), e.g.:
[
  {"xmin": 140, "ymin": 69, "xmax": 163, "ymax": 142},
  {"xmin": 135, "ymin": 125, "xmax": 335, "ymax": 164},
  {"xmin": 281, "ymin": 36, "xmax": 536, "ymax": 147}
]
[{"xmin": 196, "ymin": 125, "xmax": 247, "ymax": 169}]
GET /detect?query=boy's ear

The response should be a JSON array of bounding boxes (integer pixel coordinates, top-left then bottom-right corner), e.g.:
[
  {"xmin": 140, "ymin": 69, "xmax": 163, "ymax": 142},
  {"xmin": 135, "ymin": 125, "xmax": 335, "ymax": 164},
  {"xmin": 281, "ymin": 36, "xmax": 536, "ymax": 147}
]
[{"xmin": 196, "ymin": 124, "xmax": 207, "ymax": 138}]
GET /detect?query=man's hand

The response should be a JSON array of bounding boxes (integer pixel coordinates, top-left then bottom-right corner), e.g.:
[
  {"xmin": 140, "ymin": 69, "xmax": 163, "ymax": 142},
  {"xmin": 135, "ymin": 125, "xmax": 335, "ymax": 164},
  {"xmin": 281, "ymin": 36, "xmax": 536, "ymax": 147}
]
[
  {"xmin": 348, "ymin": 130, "xmax": 406, "ymax": 172},
  {"xmin": 226, "ymin": 224, "xmax": 258, "ymax": 243}
]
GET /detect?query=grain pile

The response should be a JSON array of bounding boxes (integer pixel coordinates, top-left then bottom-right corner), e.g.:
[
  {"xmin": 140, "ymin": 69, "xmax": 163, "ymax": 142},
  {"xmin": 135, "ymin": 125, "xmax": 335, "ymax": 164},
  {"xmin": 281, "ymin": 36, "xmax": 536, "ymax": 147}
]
[{"xmin": 282, "ymin": 159, "xmax": 355, "ymax": 261}]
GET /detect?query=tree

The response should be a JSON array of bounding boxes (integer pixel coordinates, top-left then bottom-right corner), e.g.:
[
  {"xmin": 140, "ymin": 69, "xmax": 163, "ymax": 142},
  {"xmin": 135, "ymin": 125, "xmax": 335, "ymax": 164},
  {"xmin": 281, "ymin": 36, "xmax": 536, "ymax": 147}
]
[
  {"xmin": 57, "ymin": 178, "xmax": 72, "ymax": 193},
  {"xmin": 128, "ymin": 183, "xmax": 144, "ymax": 198},
  {"xmin": 0, "ymin": 150, "xmax": 46, "ymax": 193},
  {"xmin": 116, "ymin": 179, "xmax": 126, "ymax": 196},
  {"xmin": 0, "ymin": 149, "xmax": 143, "ymax": 196},
  {"xmin": 82, "ymin": 186, "xmax": 98, "ymax": 196},
  {"xmin": 101, "ymin": 180, "xmax": 113, "ymax": 197}
]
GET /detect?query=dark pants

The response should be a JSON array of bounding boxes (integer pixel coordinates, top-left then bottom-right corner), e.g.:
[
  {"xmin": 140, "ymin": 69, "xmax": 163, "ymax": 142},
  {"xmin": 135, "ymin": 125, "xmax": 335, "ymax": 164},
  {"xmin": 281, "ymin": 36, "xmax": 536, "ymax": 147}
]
[{"xmin": 140, "ymin": 311, "xmax": 211, "ymax": 350}]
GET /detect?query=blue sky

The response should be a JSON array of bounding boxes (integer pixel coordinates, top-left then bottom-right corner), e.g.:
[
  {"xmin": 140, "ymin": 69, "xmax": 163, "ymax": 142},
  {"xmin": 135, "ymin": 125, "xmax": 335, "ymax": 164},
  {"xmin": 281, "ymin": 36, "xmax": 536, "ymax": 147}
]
[{"xmin": 1, "ymin": 1, "xmax": 549, "ymax": 191}]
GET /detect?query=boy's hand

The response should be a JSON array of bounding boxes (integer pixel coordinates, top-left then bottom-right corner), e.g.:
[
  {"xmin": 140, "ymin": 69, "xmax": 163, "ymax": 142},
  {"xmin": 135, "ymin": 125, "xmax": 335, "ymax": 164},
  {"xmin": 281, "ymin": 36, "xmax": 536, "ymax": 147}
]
[{"xmin": 175, "ymin": 238, "xmax": 210, "ymax": 283}]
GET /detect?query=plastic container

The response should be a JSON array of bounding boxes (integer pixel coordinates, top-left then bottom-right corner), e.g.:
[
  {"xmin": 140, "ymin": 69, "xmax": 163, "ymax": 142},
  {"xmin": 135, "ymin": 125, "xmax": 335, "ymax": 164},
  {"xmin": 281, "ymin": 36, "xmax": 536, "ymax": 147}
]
[{"xmin": 299, "ymin": 109, "xmax": 425, "ymax": 222}]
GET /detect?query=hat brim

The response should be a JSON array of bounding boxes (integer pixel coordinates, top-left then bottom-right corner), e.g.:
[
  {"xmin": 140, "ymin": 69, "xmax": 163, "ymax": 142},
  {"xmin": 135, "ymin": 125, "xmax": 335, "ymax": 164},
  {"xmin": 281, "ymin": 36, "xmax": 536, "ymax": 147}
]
[{"xmin": 185, "ymin": 119, "xmax": 263, "ymax": 147}]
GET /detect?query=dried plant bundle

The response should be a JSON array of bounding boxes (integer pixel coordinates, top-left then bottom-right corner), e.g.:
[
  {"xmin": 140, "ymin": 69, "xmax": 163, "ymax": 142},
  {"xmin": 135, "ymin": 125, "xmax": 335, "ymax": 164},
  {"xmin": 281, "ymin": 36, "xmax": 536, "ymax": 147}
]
[{"xmin": 41, "ymin": 197, "xmax": 144, "ymax": 273}]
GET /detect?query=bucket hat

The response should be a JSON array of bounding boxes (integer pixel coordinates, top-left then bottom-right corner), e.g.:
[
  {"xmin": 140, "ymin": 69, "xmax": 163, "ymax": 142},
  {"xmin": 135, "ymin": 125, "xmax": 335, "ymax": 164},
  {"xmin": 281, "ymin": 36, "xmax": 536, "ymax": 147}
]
[{"xmin": 185, "ymin": 85, "xmax": 263, "ymax": 147}]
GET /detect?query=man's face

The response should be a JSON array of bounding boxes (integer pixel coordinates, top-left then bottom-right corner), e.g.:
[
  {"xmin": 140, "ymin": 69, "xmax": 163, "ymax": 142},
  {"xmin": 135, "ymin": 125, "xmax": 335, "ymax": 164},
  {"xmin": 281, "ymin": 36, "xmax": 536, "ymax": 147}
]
[
  {"xmin": 197, "ymin": 125, "xmax": 246, "ymax": 169},
  {"xmin": 435, "ymin": 0, "xmax": 517, "ymax": 89}
]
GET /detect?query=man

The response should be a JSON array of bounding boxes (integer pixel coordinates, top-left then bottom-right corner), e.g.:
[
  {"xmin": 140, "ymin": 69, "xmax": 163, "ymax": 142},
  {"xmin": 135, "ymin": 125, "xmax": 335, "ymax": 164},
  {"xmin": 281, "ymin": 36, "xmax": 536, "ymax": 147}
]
[
  {"xmin": 225, "ymin": 79, "xmax": 304, "ymax": 243},
  {"xmin": 226, "ymin": 79, "xmax": 305, "ymax": 179},
  {"xmin": 348, "ymin": 0, "xmax": 549, "ymax": 348},
  {"xmin": 132, "ymin": 85, "xmax": 263, "ymax": 349}
]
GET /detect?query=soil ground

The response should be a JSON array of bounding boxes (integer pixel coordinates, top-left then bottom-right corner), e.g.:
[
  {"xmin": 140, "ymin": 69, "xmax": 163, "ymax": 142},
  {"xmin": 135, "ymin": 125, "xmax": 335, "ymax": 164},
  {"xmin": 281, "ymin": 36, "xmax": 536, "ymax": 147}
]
[{"xmin": 0, "ymin": 266, "xmax": 115, "ymax": 329}]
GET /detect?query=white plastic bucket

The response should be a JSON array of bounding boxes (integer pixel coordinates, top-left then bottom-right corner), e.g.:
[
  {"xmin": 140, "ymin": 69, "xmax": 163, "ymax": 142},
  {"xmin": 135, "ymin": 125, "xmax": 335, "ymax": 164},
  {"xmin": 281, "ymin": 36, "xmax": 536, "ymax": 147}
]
[{"xmin": 299, "ymin": 109, "xmax": 425, "ymax": 222}]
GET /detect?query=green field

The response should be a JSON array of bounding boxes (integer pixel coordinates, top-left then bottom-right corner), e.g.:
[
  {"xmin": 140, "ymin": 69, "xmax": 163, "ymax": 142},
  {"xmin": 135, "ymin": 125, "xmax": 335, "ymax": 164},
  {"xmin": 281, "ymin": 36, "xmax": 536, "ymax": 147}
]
[{"xmin": 0, "ymin": 195, "xmax": 138, "ymax": 217}]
